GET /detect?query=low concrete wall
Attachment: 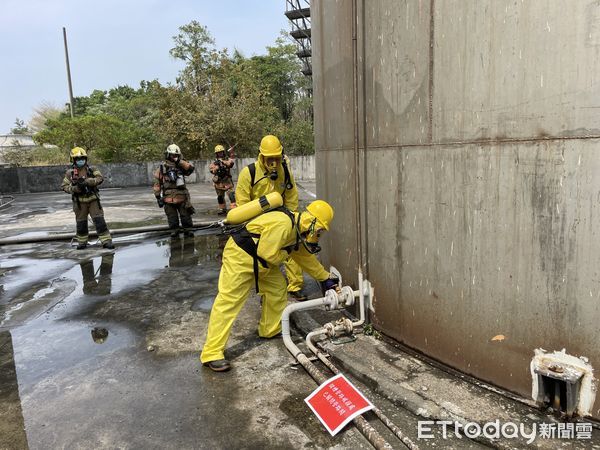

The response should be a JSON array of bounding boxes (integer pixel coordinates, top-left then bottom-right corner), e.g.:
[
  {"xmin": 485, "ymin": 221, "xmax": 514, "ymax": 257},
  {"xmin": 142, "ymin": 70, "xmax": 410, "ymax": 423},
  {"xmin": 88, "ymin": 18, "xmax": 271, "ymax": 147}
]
[{"xmin": 0, "ymin": 156, "xmax": 315, "ymax": 194}]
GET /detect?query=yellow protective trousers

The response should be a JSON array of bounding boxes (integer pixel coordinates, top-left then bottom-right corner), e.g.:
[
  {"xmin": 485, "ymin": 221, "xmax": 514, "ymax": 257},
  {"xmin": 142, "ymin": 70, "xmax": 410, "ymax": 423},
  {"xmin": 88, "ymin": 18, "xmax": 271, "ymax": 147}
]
[
  {"xmin": 200, "ymin": 237, "xmax": 287, "ymax": 364},
  {"xmin": 284, "ymin": 257, "xmax": 303, "ymax": 292}
]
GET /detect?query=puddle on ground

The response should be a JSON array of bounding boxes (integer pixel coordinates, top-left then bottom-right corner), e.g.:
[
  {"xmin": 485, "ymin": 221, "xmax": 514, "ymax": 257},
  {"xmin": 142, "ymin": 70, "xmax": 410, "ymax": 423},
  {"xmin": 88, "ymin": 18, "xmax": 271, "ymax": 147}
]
[
  {"xmin": 0, "ymin": 257, "xmax": 74, "ymax": 303},
  {"xmin": 9, "ymin": 320, "xmax": 137, "ymax": 388},
  {"xmin": 1, "ymin": 234, "xmax": 224, "ymax": 327},
  {"xmin": 0, "ymin": 233, "xmax": 226, "ymax": 403}
]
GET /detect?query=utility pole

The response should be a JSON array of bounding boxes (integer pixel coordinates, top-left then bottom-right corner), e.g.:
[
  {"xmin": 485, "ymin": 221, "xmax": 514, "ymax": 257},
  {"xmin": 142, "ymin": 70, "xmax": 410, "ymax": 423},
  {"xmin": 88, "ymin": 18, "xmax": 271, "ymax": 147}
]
[{"xmin": 62, "ymin": 27, "xmax": 75, "ymax": 118}]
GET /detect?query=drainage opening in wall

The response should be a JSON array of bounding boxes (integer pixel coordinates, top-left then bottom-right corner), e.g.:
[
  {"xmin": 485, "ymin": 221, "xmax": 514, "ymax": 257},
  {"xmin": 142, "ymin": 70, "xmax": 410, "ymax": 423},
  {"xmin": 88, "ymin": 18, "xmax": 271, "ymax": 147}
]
[
  {"xmin": 531, "ymin": 349, "xmax": 597, "ymax": 419},
  {"xmin": 535, "ymin": 363, "xmax": 582, "ymax": 417}
]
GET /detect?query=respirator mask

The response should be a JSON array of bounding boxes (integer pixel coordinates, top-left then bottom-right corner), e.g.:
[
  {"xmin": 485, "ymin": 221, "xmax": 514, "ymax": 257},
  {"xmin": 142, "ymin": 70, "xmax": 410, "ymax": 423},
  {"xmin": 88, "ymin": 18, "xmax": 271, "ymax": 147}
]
[
  {"xmin": 299, "ymin": 217, "xmax": 325, "ymax": 254},
  {"xmin": 265, "ymin": 156, "xmax": 281, "ymax": 180},
  {"xmin": 75, "ymin": 158, "xmax": 86, "ymax": 168}
]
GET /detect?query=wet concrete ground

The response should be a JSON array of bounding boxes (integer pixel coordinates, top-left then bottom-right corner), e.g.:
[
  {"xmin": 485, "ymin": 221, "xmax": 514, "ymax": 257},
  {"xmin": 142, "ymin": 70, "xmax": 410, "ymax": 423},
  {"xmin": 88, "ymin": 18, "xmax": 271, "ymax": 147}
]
[
  {"xmin": 0, "ymin": 183, "xmax": 372, "ymax": 449},
  {"xmin": 2, "ymin": 182, "xmax": 600, "ymax": 449}
]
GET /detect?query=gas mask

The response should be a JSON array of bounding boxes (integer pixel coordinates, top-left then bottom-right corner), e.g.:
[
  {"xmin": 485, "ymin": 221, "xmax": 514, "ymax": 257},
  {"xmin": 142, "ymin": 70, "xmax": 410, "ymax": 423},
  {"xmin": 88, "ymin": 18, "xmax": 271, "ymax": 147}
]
[
  {"xmin": 298, "ymin": 215, "xmax": 325, "ymax": 254},
  {"xmin": 264, "ymin": 156, "xmax": 281, "ymax": 180}
]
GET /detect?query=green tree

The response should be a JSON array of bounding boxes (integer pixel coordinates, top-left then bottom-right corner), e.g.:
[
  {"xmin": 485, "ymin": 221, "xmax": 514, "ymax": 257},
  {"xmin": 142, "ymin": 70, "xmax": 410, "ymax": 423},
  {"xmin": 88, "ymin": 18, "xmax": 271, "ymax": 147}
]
[
  {"xmin": 34, "ymin": 114, "xmax": 148, "ymax": 162},
  {"xmin": 71, "ymin": 89, "xmax": 108, "ymax": 116},
  {"xmin": 245, "ymin": 36, "xmax": 303, "ymax": 122},
  {"xmin": 22, "ymin": 22, "xmax": 314, "ymax": 166},
  {"xmin": 170, "ymin": 20, "xmax": 218, "ymax": 94},
  {"xmin": 10, "ymin": 118, "xmax": 29, "ymax": 134}
]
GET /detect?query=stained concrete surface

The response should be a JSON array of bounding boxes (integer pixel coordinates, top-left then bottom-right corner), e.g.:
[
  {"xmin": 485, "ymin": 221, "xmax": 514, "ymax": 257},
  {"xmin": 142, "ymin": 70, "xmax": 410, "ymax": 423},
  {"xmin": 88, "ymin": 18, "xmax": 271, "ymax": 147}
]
[
  {"xmin": 312, "ymin": 0, "xmax": 600, "ymax": 416},
  {"xmin": 0, "ymin": 182, "xmax": 372, "ymax": 449},
  {"xmin": 1, "ymin": 182, "xmax": 599, "ymax": 449}
]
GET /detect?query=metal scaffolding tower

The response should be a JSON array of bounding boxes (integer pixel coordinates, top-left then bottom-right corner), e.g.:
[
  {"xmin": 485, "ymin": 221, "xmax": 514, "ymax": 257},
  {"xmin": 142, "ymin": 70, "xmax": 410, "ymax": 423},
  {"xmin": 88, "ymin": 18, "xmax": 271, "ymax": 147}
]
[{"xmin": 285, "ymin": 0, "xmax": 312, "ymax": 78}]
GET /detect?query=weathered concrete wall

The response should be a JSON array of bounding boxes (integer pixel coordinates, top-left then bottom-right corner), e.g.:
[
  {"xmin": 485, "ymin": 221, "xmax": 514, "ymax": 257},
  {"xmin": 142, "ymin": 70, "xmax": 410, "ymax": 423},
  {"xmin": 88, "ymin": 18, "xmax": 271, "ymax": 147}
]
[
  {"xmin": 313, "ymin": 0, "xmax": 600, "ymax": 418},
  {"xmin": 0, "ymin": 156, "xmax": 315, "ymax": 194}
]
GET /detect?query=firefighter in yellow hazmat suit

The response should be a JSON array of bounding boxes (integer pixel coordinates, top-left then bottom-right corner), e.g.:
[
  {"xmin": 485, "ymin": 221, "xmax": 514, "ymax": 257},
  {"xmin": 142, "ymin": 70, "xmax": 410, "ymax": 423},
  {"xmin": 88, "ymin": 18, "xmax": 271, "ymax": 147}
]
[
  {"xmin": 200, "ymin": 199, "xmax": 339, "ymax": 372},
  {"xmin": 236, "ymin": 135, "xmax": 306, "ymax": 301}
]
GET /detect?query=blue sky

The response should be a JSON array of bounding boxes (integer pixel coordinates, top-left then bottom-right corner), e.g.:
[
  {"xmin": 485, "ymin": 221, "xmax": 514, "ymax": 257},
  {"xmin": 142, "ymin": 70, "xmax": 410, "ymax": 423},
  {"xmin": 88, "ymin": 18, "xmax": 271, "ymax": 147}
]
[{"xmin": 0, "ymin": 0, "xmax": 290, "ymax": 134}]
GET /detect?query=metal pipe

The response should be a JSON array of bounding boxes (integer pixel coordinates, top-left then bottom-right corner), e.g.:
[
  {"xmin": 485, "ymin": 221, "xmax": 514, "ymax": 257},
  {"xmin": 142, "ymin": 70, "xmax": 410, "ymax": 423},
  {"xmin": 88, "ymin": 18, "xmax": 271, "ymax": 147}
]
[
  {"xmin": 360, "ymin": 0, "xmax": 369, "ymax": 281},
  {"xmin": 351, "ymin": 0, "xmax": 364, "ymax": 276},
  {"xmin": 355, "ymin": 269, "xmax": 366, "ymax": 326},
  {"xmin": 282, "ymin": 294, "xmax": 338, "ymax": 357},
  {"xmin": 62, "ymin": 27, "xmax": 75, "ymax": 118},
  {"xmin": 306, "ymin": 330, "xmax": 419, "ymax": 450},
  {"xmin": 281, "ymin": 292, "xmax": 393, "ymax": 449},
  {"xmin": 300, "ymin": 274, "xmax": 417, "ymax": 448},
  {"xmin": 0, "ymin": 221, "xmax": 220, "ymax": 246}
]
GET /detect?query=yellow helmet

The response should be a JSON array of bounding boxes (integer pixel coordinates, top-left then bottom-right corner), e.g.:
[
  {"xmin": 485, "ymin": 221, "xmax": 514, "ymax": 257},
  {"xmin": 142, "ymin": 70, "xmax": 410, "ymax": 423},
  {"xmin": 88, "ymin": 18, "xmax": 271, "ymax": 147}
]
[
  {"xmin": 259, "ymin": 135, "xmax": 282, "ymax": 157},
  {"xmin": 70, "ymin": 147, "xmax": 87, "ymax": 161},
  {"xmin": 214, "ymin": 144, "xmax": 225, "ymax": 153},
  {"xmin": 306, "ymin": 200, "xmax": 334, "ymax": 231}
]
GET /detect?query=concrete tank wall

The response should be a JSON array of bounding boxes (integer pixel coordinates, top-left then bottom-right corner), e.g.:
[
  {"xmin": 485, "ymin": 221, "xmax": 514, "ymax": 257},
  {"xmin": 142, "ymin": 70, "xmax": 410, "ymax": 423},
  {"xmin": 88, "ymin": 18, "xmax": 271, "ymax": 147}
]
[
  {"xmin": 0, "ymin": 156, "xmax": 315, "ymax": 194},
  {"xmin": 313, "ymin": 0, "xmax": 600, "ymax": 418}
]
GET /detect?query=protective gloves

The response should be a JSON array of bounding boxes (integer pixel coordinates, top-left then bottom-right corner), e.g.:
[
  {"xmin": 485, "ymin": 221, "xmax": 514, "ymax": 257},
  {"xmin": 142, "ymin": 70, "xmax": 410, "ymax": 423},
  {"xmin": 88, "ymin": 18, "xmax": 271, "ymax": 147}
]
[
  {"xmin": 320, "ymin": 274, "xmax": 340, "ymax": 294},
  {"xmin": 156, "ymin": 196, "xmax": 165, "ymax": 208}
]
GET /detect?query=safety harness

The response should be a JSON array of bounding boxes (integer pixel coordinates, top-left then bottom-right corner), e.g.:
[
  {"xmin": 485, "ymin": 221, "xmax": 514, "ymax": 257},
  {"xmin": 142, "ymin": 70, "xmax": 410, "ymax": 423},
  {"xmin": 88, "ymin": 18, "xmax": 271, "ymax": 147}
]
[
  {"xmin": 70, "ymin": 165, "xmax": 101, "ymax": 209},
  {"xmin": 231, "ymin": 206, "xmax": 296, "ymax": 294},
  {"xmin": 248, "ymin": 158, "xmax": 294, "ymax": 198}
]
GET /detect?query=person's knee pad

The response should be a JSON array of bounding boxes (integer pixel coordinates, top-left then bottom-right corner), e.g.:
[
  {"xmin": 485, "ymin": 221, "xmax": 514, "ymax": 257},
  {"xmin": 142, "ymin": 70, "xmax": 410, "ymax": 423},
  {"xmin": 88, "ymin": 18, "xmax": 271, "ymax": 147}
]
[
  {"xmin": 92, "ymin": 216, "xmax": 108, "ymax": 234},
  {"xmin": 217, "ymin": 194, "xmax": 225, "ymax": 204},
  {"xmin": 76, "ymin": 220, "xmax": 89, "ymax": 236}
]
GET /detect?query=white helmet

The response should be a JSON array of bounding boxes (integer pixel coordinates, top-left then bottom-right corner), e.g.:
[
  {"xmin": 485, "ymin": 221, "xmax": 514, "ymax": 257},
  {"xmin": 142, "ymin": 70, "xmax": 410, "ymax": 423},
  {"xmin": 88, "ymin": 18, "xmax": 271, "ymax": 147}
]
[
  {"xmin": 166, "ymin": 144, "xmax": 181, "ymax": 155},
  {"xmin": 165, "ymin": 144, "xmax": 182, "ymax": 160}
]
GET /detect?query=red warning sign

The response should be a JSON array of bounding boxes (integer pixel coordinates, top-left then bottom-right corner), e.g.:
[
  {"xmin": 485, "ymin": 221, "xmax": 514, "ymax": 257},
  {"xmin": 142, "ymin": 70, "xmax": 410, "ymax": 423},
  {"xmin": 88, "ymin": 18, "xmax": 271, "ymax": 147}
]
[{"xmin": 305, "ymin": 373, "xmax": 374, "ymax": 436}]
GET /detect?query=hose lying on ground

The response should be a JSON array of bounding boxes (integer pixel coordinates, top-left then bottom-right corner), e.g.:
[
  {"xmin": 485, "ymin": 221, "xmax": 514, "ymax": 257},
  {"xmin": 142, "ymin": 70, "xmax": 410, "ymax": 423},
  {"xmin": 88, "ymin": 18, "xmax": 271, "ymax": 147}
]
[{"xmin": 0, "ymin": 221, "xmax": 223, "ymax": 246}]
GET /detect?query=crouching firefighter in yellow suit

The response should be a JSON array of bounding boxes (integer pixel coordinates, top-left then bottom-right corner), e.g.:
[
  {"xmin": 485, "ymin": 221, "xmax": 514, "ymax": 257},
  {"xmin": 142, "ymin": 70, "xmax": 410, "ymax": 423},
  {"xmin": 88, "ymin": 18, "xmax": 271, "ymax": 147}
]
[{"xmin": 200, "ymin": 198, "xmax": 339, "ymax": 372}]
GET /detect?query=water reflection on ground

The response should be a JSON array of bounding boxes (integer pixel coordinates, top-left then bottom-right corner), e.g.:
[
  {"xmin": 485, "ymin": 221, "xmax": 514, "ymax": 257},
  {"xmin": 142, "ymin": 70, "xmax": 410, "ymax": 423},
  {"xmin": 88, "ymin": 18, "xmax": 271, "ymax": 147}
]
[{"xmin": 0, "ymin": 233, "xmax": 227, "ymax": 447}]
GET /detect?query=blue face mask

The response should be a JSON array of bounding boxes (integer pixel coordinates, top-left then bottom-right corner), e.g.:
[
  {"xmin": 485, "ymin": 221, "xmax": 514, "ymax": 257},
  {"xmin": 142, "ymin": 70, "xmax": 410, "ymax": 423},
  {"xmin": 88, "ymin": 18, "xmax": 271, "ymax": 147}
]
[{"xmin": 75, "ymin": 159, "xmax": 86, "ymax": 168}]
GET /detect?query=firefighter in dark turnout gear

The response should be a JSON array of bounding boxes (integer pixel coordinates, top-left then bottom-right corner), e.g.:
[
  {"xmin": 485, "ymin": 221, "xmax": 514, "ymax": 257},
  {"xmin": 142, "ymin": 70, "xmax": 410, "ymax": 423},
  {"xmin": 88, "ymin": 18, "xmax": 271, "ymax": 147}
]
[
  {"xmin": 153, "ymin": 144, "xmax": 196, "ymax": 237},
  {"xmin": 61, "ymin": 147, "xmax": 114, "ymax": 250},
  {"xmin": 209, "ymin": 144, "xmax": 236, "ymax": 215}
]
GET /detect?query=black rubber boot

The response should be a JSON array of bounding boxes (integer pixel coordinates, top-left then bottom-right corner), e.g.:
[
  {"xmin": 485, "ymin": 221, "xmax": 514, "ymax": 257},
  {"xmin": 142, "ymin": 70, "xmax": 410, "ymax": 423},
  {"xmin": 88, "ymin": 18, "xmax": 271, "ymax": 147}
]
[
  {"xmin": 203, "ymin": 359, "xmax": 231, "ymax": 372},
  {"xmin": 76, "ymin": 243, "xmax": 87, "ymax": 250},
  {"xmin": 289, "ymin": 291, "xmax": 308, "ymax": 301},
  {"xmin": 102, "ymin": 240, "xmax": 115, "ymax": 249}
]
